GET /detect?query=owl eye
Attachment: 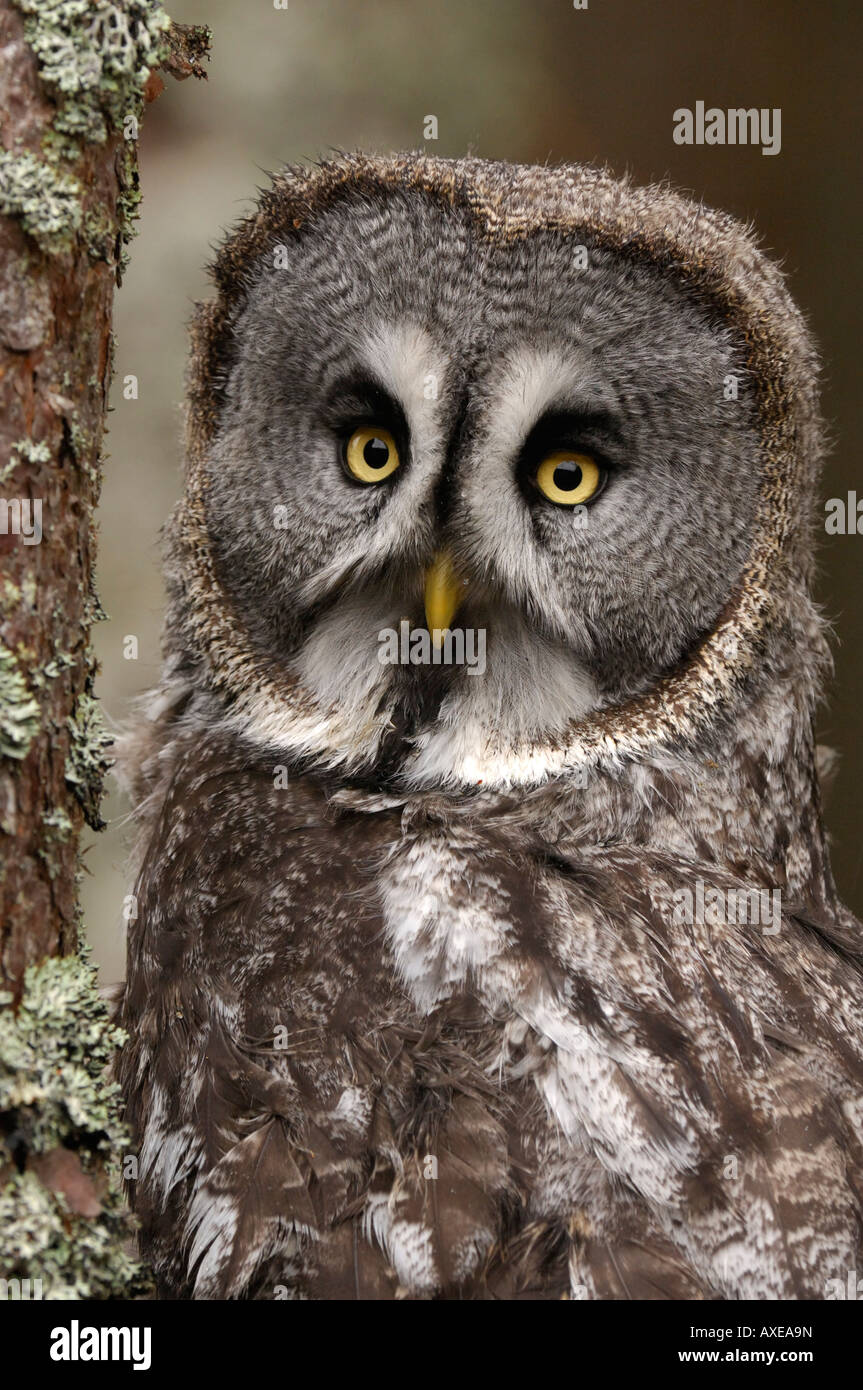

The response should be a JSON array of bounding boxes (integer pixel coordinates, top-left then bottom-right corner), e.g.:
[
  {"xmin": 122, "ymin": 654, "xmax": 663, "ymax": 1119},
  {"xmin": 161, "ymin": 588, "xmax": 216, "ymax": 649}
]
[
  {"xmin": 344, "ymin": 426, "xmax": 401, "ymax": 483},
  {"xmin": 534, "ymin": 451, "xmax": 604, "ymax": 506}
]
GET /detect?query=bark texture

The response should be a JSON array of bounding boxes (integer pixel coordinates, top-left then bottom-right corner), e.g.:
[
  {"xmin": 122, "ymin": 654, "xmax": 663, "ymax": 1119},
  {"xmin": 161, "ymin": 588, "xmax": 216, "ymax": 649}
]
[
  {"xmin": 0, "ymin": 0, "xmax": 208, "ymax": 1298},
  {"xmin": 0, "ymin": 0, "xmax": 121, "ymax": 989}
]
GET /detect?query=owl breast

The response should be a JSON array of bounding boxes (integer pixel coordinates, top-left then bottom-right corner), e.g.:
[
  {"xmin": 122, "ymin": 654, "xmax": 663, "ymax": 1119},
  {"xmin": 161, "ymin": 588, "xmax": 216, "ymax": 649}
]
[{"xmin": 119, "ymin": 723, "xmax": 863, "ymax": 1300}]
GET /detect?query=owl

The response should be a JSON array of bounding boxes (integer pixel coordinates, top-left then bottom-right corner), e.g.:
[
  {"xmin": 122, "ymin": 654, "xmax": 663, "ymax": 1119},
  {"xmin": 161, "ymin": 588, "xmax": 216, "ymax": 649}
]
[{"xmin": 117, "ymin": 153, "xmax": 863, "ymax": 1300}]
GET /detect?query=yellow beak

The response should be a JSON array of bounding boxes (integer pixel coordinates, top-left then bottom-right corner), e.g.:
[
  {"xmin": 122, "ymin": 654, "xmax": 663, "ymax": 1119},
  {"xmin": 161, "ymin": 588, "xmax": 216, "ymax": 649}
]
[{"xmin": 424, "ymin": 550, "xmax": 466, "ymax": 648}]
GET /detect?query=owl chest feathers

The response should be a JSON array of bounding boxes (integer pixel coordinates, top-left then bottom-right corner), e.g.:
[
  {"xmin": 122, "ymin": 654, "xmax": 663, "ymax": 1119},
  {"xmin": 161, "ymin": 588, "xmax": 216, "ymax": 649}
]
[{"xmin": 120, "ymin": 728, "xmax": 863, "ymax": 1299}]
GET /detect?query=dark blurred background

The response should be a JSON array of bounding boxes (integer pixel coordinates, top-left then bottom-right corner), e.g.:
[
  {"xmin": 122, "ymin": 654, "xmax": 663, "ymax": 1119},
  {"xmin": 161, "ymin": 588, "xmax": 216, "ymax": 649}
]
[{"xmin": 83, "ymin": 0, "xmax": 863, "ymax": 980}]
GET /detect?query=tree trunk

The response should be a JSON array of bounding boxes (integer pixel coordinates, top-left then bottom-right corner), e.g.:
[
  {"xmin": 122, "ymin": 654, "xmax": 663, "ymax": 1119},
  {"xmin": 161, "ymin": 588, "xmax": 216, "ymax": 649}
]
[{"xmin": 0, "ymin": 0, "xmax": 208, "ymax": 1300}]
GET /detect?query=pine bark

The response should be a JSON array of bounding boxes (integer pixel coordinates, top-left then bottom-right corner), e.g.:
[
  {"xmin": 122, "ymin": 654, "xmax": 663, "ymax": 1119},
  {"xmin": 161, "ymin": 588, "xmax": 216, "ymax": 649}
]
[
  {"xmin": 0, "ymin": 3, "xmax": 208, "ymax": 996},
  {"xmin": 0, "ymin": 0, "xmax": 113, "ymax": 989},
  {"xmin": 0, "ymin": 5, "xmax": 207, "ymax": 1297}
]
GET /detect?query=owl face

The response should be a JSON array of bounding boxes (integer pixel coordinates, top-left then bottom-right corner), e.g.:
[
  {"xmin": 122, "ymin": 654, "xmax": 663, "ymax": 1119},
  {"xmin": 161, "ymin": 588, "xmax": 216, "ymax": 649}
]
[{"xmin": 202, "ymin": 186, "xmax": 761, "ymax": 782}]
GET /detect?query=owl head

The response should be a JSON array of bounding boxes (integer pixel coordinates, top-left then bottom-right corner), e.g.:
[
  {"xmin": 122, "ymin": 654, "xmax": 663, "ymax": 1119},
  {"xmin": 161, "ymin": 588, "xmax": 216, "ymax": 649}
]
[{"xmin": 169, "ymin": 155, "xmax": 824, "ymax": 791}]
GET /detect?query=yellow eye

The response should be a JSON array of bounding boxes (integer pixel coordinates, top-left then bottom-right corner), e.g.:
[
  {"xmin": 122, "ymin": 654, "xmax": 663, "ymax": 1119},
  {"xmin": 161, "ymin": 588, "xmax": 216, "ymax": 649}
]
[
  {"xmin": 344, "ymin": 426, "xmax": 400, "ymax": 483},
  {"xmin": 534, "ymin": 451, "xmax": 603, "ymax": 506}
]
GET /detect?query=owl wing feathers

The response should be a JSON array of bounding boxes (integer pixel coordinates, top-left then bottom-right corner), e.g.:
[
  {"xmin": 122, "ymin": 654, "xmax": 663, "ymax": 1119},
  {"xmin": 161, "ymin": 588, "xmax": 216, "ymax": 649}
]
[
  {"xmin": 186, "ymin": 1117, "xmax": 316, "ymax": 1298},
  {"xmin": 521, "ymin": 841, "xmax": 863, "ymax": 1299}
]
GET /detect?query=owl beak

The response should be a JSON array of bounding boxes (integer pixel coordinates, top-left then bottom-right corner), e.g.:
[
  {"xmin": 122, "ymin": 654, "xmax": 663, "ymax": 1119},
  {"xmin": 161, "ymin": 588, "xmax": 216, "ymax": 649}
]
[{"xmin": 424, "ymin": 550, "xmax": 466, "ymax": 648}]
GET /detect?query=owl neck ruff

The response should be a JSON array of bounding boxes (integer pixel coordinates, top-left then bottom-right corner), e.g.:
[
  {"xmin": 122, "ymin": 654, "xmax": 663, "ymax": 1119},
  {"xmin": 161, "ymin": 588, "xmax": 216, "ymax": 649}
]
[{"xmin": 174, "ymin": 153, "xmax": 822, "ymax": 792}]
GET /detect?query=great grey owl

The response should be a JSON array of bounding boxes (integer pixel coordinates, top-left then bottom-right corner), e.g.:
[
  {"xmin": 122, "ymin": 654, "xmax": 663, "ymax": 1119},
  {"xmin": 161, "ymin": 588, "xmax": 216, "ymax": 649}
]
[{"xmin": 117, "ymin": 153, "xmax": 863, "ymax": 1300}]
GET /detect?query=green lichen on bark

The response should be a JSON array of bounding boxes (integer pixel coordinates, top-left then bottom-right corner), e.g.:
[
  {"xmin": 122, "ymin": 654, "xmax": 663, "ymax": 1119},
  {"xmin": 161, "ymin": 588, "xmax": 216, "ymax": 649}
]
[
  {"xmin": 0, "ymin": 1171, "xmax": 145, "ymax": 1299},
  {"xmin": 65, "ymin": 689, "xmax": 114, "ymax": 831},
  {"xmin": 7, "ymin": 2, "xmax": 173, "ymax": 263},
  {"xmin": 0, "ymin": 951, "xmax": 126, "ymax": 1154},
  {"xmin": 12, "ymin": 0, "xmax": 170, "ymax": 145},
  {"xmin": 0, "ymin": 638, "xmax": 41, "ymax": 760},
  {"xmin": 0, "ymin": 150, "xmax": 82, "ymax": 254},
  {"xmin": 10, "ymin": 437, "xmax": 53, "ymax": 467},
  {"xmin": 116, "ymin": 139, "xmax": 143, "ymax": 269},
  {"xmin": 0, "ymin": 951, "xmax": 149, "ymax": 1299}
]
